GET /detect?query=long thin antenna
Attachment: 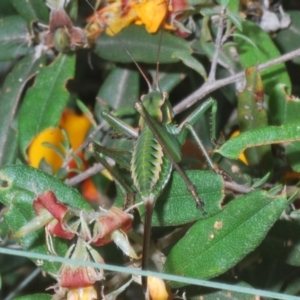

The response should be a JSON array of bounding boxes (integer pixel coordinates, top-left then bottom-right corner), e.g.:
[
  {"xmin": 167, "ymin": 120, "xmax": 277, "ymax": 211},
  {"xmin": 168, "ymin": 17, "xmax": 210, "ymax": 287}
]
[
  {"xmin": 154, "ymin": 0, "xmax": 170, "ymax": 91},
  {"xmin": 85, "ymin": 0, "xmax": 153, "ymax": 91}
]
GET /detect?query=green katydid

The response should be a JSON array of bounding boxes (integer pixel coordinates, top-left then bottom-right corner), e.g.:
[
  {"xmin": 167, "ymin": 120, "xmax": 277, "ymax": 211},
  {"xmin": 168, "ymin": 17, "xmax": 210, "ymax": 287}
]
[
  {"xmin": 86, "ymin": 0, "xmax": 219, "ymax": 292},
  {"xmin": 88, "ymin": 65, "xmax": 219, "ymax": 290}
]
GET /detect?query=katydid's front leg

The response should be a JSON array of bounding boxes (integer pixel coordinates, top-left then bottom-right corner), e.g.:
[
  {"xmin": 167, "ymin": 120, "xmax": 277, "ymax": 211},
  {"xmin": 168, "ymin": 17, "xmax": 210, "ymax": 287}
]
[{"xmin": 88, "ymin": 111, "xmax": 138, "ymax": 208}]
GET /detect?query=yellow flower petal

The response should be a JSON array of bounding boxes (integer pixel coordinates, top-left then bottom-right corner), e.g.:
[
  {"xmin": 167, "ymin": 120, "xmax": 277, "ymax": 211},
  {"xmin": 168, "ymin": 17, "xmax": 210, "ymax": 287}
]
[
  {"xmin": 28, "ymin": 110, "xmax": 92, "ymax": 172},
  {"xmin": 59, "ymin": 109, "xmax": 91, "ymax": 150},
  {"xmin": 134, "ymin": 0, "xmax": 168, "ymax": 33},
  {"xmin": 28, "ymin": 127, "xmax": 65, "ymax": 172}
]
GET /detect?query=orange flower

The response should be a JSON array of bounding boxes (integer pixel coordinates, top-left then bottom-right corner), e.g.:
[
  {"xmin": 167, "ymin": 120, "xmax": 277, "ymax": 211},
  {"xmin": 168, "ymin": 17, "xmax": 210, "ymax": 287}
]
[
  {"xmin": 134, "ymin": 0, "xmax": 168, "ymax": 33},
  {"xmin": 86, "ymin": 0, "xmax": 169, "ymax": 37},
  {"xmin": 28, "ymin": 109, "xmax": 92, "ymax": 173}
]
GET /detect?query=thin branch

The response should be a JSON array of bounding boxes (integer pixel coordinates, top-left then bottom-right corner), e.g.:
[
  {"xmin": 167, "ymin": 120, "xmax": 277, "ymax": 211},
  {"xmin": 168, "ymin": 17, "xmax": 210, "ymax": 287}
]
[
  {"xmin": 225, "ymin": 181, "xmax": 253, "ymax": 194},
  {"xmin": 4, "ymin": 268, "xmax": 41, "ymax": 300},
  {"xmin": 207, "ymin": 8, "xmax": 226, "ymax": 83},
  {"xmin": 65, "ymin": 159, "xmax": 115, "ymax": 186},
  {"xmin": 174, "ymin": 47, "xmax": 300, "ymax": 114}
]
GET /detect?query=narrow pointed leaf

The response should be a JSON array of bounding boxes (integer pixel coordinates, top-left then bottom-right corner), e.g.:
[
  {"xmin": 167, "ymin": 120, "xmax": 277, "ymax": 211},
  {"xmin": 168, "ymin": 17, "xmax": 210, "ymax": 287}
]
[
  {"xmin": 226, "ymin": 11, "xmax": 242, "ymax": 31},
  {"xmin": 18, "ymin": 54, "xmax": 75, "ymax": 158},
  {"xmin": 173, "ymin": 51, "xmax": 207, "ymax": 79},
  {"xmin": 0, "ymin": 53, "xmax": 46, "ymax": 168},
  {"xmin": 164, "ymin": 190, "xmax": 286, "ymax": 287},
  {"xmin": 216, "ymin": 123, "xmax": 300, "ymax": 160}
]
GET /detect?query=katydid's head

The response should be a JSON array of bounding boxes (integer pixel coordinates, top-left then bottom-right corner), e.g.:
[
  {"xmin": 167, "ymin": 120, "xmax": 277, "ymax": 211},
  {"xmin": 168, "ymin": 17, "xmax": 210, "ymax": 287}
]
[{"xmin": 140, "ymin": 90, "xmax": 174, "ymax": 125}]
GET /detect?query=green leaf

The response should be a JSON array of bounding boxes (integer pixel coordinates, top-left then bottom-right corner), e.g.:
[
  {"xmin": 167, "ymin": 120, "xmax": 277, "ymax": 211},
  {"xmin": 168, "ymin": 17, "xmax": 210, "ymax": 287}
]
[
  {"xmin": 234, "ymin": 20, "xmax": 291, "ymax": 95},
  {"xmin": 237, "ymin": 66, "xmax": 272, "ymax": 172},
  {"xmin": 114, "ymin": 170, "xmax": 224, "ymax": 225},
  {"xmin": 199, "ymin": 37, "xmax": 239, "ymax": 73},
  {"xmin": 274, "ymin": 11, "xmax": 300, "ymax": 65},
  {"xmin": 0, "ymin": 53, "xmax": 46, "ymax": 168},
  {"xmin": 0, "ymin": 15, "xmax": 32, "ymax": 61},
  {"xmin": 0, "ymin": 164, "xmax": 92, "ymax": 212},
  {"xmin": 200, "ymin": 8, "xmax": 219, "ymax": 17},
  {"xmin": 268, "ymin": 84, "xmax": 300, "ymax": 126},
  {"xmin": 226, "ymin": 11, "xmax": 242, "ymax": 31},
  {"xmin": 164, "ymin": 190, "xmax": 286, "ymax": 287},
  {"xmin": 231, "ymin": 33, "xmax": 258, "ymax": 49},
  {"xmin": 0, "ymin": 164, "xmax": 92, "ymax": 274},
  {"xmin": 173, "ymin": 50, "xmax": 207, "ymax": 79},
  {"xmin": 94, "ymin": 25, "xmax": 206, "ymax": 78},
  {"xmin": 216, "ymin": 123, "xmax": 300, "ymax": 160},
  {"xmin": 268, "ymin": 84, "xmax": 300, "ymax": 172},
  {"xmin": 11, "ymin": 0, "xmax": 49, "ymax": 24},
  {"xmin": 150, "ymin": 68, "xmax": 185, "ymax": 94},
  {"xmin": 95, "ymin": 66, "xmax": 140, "ymax": 123},
  {"xmin": 152, "ymin": 170, "xmax": 224, "ymax": 226},
  {"xmin": 18, "ymin": 54, "xmax": 75, "ymax": 158},
  {"xmin": 15, "ymin": 294, "xmax": 52, "ymax": 300}
]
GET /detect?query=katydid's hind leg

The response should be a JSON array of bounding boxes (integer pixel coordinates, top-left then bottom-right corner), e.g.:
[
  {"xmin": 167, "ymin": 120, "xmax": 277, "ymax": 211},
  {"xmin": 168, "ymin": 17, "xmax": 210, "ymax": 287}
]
[
  {"xmin": 178, "ymin": 97, "xmax": 218, "ymax": 172},
  {"xmin": 182, "ymin": 123, "xmax": 217, "ymax": 172},
  {"xmin": 180, "ymin": 99, "xmax": 231, "ymax": 180},
  {"xmin": 184, "ymin": 124, "xmax": 232, "ymax": 180}
]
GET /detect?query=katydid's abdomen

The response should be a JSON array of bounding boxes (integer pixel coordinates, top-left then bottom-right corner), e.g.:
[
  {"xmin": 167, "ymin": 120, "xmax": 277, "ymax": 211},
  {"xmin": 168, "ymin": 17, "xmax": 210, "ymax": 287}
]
[{"xmin": 131, "ymin": 125, "xmax": 172, "ymax": 198}]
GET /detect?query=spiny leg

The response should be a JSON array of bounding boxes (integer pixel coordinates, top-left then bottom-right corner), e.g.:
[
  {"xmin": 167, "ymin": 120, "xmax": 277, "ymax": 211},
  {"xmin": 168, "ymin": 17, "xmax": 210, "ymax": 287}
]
[{"xmin": 88, "ymin": 142, "xmax": 135, "ymax": 208}]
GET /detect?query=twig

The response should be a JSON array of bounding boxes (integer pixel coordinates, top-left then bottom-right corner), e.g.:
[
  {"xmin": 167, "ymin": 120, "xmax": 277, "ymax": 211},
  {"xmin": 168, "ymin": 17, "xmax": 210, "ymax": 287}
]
[
  {"xmin": 65, "ymin": 159, "xmax": 115, "ymax": 186},
  {"xmin": 174, "ymin": 47, "xmax": 300, "ymax": 114},
  {"xmin": 225, "ymin": 181, "xmax": 253, "ymax": 194},
  {"xmin": 207, "ymin": 8, "xmax": 226, "ymax": 83},
  {"xmin": 4, "ymin": 268, "xmax": 41, "ymax": 300}
]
